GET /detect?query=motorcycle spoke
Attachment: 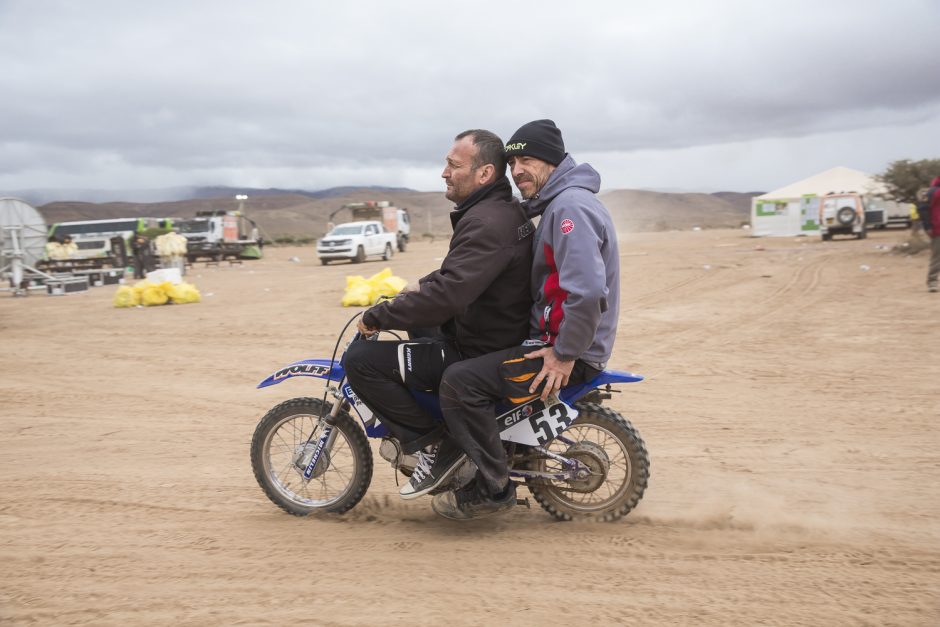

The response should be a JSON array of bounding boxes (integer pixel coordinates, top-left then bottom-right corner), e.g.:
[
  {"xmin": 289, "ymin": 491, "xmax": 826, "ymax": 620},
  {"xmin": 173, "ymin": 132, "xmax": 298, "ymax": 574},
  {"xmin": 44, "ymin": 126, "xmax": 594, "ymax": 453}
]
[
  {"xmin": 272, "ymin": 431, "xmax": 298, "ymax": 456},
  {"xmin": 263, "ymin": 413, "xmax": 359, "ymax": 506},
  {"xmin": 538, "ymin": 422, "xmax": 633, "ymax": 507},
  {"xmin": 274, "ymin": 458, "xmax": 296, "ymax": 482},
  {"xmin": 253, "ymin": 398, "xmax": 374, "ymax": 516}
]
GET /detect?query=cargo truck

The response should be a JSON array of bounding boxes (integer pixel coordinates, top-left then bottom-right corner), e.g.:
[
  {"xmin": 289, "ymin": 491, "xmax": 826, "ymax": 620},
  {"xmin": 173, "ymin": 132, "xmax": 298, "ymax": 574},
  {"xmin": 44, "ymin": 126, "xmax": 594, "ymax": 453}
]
[{"xmin": 176, "ymin": 210, "xmax": 262, "ymax": 262}]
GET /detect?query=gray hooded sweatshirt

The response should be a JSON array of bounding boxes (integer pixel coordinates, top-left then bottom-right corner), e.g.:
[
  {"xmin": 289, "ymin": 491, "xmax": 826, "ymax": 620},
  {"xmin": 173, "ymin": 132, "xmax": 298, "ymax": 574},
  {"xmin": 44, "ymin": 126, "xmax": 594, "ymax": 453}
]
[{"xmin": 522, "ymin": 154, "xmax": 620, "ymax": 367}]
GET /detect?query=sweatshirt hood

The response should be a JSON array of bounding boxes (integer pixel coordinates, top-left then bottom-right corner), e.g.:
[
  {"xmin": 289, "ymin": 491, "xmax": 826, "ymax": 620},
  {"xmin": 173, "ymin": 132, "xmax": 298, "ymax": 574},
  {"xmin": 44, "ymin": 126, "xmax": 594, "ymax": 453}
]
[{"xmin": 521, "ymin": 154, "xmax": 601, "ymax": 216}]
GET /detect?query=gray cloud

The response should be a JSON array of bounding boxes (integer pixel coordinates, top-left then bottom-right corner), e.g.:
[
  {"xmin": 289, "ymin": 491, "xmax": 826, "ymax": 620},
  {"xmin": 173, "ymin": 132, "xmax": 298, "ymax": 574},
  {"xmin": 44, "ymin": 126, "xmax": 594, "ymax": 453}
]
[{"xmin": 1, "ymin": 0, "xmax": 939, "ymax": 194}]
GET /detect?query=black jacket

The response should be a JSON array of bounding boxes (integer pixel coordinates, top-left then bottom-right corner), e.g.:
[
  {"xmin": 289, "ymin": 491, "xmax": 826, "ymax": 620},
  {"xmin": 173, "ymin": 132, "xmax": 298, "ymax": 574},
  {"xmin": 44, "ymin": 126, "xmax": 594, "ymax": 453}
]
[{"xmin": 363, "ymin": 176, "xmax": 534, "ymax": 357}]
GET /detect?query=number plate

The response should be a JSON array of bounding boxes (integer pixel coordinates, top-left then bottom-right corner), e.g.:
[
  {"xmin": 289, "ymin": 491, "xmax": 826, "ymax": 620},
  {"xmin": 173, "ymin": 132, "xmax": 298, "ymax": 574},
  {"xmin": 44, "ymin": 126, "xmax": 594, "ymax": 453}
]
[{"xmin": 497, "ymin": 395, "xmax": 579, "ymax": 446}]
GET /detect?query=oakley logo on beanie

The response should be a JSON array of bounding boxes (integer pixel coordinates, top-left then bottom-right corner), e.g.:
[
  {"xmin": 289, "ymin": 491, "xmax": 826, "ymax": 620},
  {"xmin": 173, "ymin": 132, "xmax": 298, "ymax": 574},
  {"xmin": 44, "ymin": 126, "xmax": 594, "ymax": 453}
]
[{"xmin": 504, "ymin": 119, "xmax": 566, "ymax": 166}]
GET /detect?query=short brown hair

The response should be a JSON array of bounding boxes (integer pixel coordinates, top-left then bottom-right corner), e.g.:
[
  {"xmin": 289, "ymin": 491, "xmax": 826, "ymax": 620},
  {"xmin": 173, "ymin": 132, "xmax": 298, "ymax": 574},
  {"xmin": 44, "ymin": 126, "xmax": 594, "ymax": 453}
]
[{"xmin": 455, "ymin": 129, "xmax": 507, "ymax": 174}]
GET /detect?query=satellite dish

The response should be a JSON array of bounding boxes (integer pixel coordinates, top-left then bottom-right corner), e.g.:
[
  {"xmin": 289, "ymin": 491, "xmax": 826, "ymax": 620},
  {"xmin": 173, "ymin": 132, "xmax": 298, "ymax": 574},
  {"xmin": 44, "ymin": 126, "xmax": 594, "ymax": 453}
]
[
  {"xmin": 1, "ymin": 197, "xmax": 54, "ymax": 295},
  {"xmin": 0, "ymin": 197, "xmax": 47, "ymax": 267}
]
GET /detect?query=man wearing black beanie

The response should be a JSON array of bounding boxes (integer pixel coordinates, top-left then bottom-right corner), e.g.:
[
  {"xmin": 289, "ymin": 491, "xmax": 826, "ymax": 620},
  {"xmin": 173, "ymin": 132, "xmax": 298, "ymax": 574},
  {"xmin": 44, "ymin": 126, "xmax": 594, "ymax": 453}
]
[
  {"xmin": 433, "ymin": 119, "xmax": 621, "ymax": 520},
  {"xmin": 504, "ymin": 119, "xmax": 567, "ymax": 168}
]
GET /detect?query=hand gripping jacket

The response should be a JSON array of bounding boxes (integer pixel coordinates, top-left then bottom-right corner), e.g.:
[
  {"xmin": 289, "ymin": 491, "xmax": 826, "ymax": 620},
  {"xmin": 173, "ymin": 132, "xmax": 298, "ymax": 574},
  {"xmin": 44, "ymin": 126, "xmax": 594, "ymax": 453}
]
[{"xmin": 522, "ymin": 155, "xmax": 620, "ymax": 366}]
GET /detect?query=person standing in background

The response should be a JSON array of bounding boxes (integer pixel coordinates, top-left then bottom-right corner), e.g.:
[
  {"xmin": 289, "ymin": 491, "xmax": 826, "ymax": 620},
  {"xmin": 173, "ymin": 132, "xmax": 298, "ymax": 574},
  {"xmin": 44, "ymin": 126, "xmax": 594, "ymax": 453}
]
[
  {"xmin": 921, "ymin": 176, "xmax": 940, "ymax": 292},
  {"xmin": 130, "ymin": 233, "xmax": 154, "ymax": 279}
]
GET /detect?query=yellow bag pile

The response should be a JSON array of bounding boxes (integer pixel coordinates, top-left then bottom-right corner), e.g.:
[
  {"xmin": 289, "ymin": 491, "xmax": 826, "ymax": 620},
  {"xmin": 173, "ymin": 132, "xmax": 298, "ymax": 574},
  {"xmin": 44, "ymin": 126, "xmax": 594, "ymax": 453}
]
[
  {"xmin": 112, "ymin": 285, "xmax": 139, "ymax": 308},
  {"xmin": 141, "ymin": 282, "xmax": 169, "ymax": 306},
  {"xmin": 341, "ymin": 275, "xmax": 373, "ymax": 307},
  {"xmin": 165, "ymin": 282, "xmax": 201, "ymax": 304},
  {"xmin": 113, "ymin": 280, "xmax": 202, "ymax": 308},
  {"xmin": 341, "ymin": 267, "xmax": 408, "ymax": 307}
]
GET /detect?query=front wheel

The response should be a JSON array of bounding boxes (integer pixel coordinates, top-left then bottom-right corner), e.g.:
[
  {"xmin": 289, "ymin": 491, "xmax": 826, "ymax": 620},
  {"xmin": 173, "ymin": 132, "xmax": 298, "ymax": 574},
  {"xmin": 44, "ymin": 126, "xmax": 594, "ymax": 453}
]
[
  {"xmin": 250, "ymin": 397, "xmax": 373, "ymax": 516},
  {"xmin": 352, "ymin": 246, "xmax": 365, "ymax": 264},
  {"xmin": 525, "ymin": 402, "xmax": 649, "ymax": 522}
]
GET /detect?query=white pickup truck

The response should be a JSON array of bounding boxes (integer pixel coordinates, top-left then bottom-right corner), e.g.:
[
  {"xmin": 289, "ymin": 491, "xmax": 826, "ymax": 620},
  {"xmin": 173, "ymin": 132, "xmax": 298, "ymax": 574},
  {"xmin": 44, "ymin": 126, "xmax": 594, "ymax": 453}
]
[{"xmin": 316, "ymin": 221, "xmax": 397, "ymax": 265}]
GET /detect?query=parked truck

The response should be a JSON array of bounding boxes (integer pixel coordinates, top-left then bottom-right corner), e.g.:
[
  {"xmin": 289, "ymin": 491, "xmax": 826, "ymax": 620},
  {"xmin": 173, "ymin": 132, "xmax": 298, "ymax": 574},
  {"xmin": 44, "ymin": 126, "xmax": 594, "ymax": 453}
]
[
  {"xmin": 316, "ymin": 220, "xmax": 397, "ymax": 265},
  {"xmin": 818, "ymin": 192, "xmax": 915, "ymax": 241},
  {"xmin": 176, "ymin": 210, "xmax": 262, "ymax": 262},
  {"xmin": 819, "ymin": 193, "xmax": 868, "ymax": 241},
  {"xmin": 329, "ymin": 201, "xmax": 410, "ymax": 252}
]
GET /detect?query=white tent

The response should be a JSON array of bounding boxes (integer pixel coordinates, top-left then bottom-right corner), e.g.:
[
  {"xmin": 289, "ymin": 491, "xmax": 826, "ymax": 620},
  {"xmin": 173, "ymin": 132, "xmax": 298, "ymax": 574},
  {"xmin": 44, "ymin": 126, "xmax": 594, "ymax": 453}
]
[{"xmin": 750, "ymin": 166, "xmax": 887, "ymax": 236}]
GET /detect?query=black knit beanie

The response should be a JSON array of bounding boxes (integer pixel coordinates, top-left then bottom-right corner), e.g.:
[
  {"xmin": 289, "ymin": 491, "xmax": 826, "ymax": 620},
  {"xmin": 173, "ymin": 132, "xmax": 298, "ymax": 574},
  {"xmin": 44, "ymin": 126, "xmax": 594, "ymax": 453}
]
[{"xmin": 504, "ymin": 119, "xmax": 566, "ymax": 166}]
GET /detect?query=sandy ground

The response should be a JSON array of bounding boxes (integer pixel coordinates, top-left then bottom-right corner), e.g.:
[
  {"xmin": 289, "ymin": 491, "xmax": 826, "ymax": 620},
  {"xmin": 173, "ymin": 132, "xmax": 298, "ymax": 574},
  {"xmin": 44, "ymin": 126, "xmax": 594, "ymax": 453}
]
[{"xmin": 1, "ymin": 227, "xmax": 938, "ymax": 626}]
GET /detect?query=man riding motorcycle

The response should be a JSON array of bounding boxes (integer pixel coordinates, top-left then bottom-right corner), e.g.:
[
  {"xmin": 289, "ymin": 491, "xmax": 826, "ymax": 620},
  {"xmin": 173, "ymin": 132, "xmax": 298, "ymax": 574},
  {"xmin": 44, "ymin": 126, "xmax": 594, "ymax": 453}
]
[{"xmin": 343, "ymin": 128, "xmax": 534, "ymax": 500}]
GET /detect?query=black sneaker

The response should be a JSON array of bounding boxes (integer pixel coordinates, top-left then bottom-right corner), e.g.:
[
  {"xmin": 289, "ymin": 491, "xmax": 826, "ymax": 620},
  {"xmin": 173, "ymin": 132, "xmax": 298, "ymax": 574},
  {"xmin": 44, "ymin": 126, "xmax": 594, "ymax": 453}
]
[
  {"xmin": 431, "ymin": 479, "xmax": 516, "ymax": 521},
  {"xmin": 399, "ymin": 438, "xmax": 467, "ymax": 500}
]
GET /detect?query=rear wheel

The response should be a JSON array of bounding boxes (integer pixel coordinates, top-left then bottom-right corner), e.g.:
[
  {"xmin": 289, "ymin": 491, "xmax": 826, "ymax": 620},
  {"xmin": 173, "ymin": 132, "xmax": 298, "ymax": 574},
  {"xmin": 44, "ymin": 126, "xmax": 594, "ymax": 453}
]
[
  {"xmin": 382, "ymin": 243, "xmax": 393, "ymax": 261},
  {"xmin": 250, "ymin": 397, "xmax": 373, "ymax": 516},
  {"xmin": 524, "ymin": 402, "xmax": 649, "ymax": 522}
]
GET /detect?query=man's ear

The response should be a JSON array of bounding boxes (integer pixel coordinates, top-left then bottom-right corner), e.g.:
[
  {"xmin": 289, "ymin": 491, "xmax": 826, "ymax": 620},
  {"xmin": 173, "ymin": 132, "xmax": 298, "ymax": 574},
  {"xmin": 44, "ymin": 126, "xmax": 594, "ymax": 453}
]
[{"xmin": 478, "ymin": 163, "xmax": 496, "ymax": 185}]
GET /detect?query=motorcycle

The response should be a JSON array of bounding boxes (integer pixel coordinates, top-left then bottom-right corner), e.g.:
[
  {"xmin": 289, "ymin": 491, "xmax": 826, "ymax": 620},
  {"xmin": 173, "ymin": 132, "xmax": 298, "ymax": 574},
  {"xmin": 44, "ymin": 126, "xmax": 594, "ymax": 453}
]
[{"xmin": 250, "ymin": 324, "xmax": 650, "ymax": 521}]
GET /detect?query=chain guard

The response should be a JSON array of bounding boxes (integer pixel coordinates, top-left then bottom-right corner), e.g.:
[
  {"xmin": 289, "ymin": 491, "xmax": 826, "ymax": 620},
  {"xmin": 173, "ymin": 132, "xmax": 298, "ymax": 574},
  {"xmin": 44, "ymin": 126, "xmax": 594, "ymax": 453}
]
[{"xmin": 516, "ymin": 441, "xmax": 610, "ymax": 493}]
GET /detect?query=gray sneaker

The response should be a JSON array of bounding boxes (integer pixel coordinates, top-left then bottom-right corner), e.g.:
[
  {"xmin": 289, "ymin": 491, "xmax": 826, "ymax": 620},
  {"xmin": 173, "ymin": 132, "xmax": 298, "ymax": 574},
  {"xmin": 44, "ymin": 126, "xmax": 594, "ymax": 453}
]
[
  {"xmin": 399, "ymin": 438, "xmax": 466, "ymax": 500},
  {"xmin": 431, "ymin": 480, "xmax": 516, "ymax": 521}
]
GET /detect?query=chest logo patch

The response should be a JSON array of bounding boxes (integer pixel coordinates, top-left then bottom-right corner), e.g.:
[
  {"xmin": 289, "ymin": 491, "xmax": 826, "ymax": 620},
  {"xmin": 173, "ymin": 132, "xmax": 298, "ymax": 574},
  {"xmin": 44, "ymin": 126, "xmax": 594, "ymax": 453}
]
[{"xmin": 560, "ymin": 218, "xmax": 574, "ymax": 234}]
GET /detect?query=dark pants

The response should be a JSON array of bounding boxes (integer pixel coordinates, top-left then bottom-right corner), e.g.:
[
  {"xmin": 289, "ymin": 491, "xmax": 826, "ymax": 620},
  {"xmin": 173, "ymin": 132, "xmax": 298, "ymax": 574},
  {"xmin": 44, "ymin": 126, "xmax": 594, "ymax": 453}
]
[
  {"xmin": 439, "ymin": 345, "xmax": 600, "ymax": 495},
  {"xmin": 132, "ymin": 251, "xmax": 154, "ymax": 279},
  {"xmin": 343, "ymin": 338, "xmax": 462, "ymax": 454},
  {"xmin": 133, "ymin": 252, "xmax": 146, "ymax": 279}
]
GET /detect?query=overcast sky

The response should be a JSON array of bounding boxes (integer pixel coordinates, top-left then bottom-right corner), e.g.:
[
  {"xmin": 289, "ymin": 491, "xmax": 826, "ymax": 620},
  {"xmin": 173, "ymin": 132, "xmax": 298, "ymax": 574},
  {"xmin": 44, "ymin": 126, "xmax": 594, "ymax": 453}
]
[{"xmin": 1, "ymin": 0, "xmax": 939, "ymax": 197}]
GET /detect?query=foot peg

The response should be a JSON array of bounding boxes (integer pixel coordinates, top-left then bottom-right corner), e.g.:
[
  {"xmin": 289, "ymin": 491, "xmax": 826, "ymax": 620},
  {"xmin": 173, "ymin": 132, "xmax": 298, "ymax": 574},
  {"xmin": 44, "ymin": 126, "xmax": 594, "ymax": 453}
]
[{"xmin": 516, "ymin": 497, "xmax": 530, "ymax": 509}]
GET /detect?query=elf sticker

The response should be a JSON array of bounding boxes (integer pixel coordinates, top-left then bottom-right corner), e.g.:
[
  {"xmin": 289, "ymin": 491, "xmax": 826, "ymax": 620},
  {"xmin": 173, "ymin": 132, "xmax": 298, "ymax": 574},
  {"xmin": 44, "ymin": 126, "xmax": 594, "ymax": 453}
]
[{"xmin": 560, "ymin": 218, "xmax": 574, "ymax": 234}]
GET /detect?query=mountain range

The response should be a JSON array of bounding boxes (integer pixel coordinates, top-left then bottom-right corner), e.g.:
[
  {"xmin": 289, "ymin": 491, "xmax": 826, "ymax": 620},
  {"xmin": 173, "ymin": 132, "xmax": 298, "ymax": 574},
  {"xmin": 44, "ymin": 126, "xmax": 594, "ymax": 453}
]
[{"xmin": 17, "ymin": 185, "xmax": 763, "ymax": 239}]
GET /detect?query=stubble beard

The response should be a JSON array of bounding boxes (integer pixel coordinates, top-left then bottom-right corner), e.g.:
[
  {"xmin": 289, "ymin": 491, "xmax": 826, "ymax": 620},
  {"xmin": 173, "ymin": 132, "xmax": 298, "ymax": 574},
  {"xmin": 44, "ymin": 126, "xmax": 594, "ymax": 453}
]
[
  {"xmin": 516, "ymin": 174, "xmax": 545, "ymax": 200},
  {"xmin": 444, "ymin": 182, "xmax": 459, "ymax": 203}
]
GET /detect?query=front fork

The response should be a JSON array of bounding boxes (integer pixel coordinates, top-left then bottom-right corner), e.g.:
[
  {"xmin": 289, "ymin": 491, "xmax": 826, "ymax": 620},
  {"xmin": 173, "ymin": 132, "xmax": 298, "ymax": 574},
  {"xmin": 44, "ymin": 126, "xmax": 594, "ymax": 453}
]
[{"xmin": 299, "ymin": 385, "xmax": 345, "ymax": 480}]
